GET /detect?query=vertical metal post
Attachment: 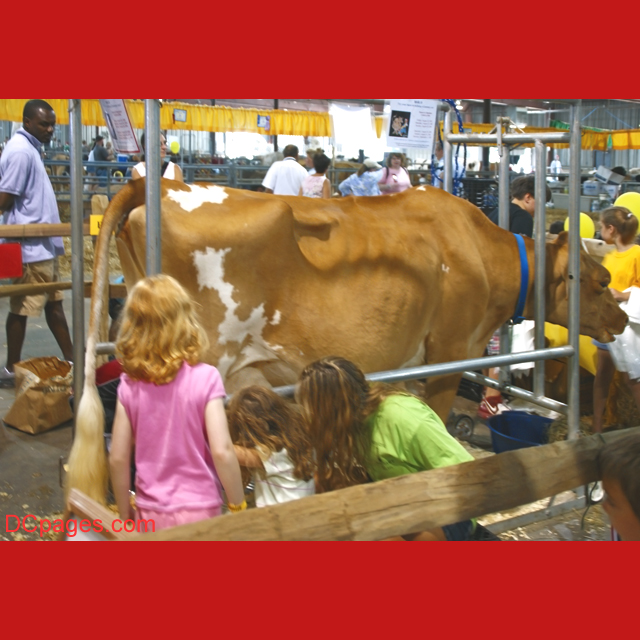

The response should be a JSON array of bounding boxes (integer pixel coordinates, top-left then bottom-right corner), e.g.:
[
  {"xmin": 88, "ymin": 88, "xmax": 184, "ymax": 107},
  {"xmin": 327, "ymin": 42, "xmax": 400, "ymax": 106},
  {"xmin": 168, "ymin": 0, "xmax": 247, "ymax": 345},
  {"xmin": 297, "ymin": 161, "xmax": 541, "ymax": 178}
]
[
  {"xmin": 482, "ymin": 100, "xmax": 491, "ymax": 173},
  {"xmin": 498, "ymin": 118, "xmax": 512, "ymax": 382},
  {"xmin": 210, "ymin": 99, "xmax": 216, "ymax": 157},
  {"xmin": 69, "ymin": 99, "xmax": 85, "ymax": 412},
  {"xmin": 498, "ymin": 119, "xmax": 510, "ymax": 230},
  {"xmin": 443, "ymin": 109, "xmax": 453, "ymax": 194},
  {"xmin": 534, "ymin": 139, "xmax": 548, "ymax": 397},
  {"xmin": 145, "ymin": 99, "xmax": 162, "ymax": 276},
  {"xmin": 273, "ymin": 99, "xmax": 279, "ymax": 153},
  {"xmin": 567, "ymin": 102, "xmax": 582, "ymax": 439}
]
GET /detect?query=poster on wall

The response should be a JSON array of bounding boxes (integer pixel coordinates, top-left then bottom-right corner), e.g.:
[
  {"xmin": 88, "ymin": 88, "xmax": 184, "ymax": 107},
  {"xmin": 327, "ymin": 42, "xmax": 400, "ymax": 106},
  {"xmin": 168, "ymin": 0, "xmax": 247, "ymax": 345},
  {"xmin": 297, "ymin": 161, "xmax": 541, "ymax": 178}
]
[
  {"xmin": 388, "ymin": 99, "xmax": 439, "ymax": 151},
  {"xmin": 98, "ymin": 99, "xmax": 140, "ymax": 154}
]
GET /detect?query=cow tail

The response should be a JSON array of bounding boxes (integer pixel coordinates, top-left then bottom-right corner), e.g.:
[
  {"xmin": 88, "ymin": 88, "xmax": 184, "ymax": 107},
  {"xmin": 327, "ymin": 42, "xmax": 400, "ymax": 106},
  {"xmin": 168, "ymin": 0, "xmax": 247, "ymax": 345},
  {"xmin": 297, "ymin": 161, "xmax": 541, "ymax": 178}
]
[{"xmin": 65, "ymin": 180, "xmax": 146, "ymax": 505}]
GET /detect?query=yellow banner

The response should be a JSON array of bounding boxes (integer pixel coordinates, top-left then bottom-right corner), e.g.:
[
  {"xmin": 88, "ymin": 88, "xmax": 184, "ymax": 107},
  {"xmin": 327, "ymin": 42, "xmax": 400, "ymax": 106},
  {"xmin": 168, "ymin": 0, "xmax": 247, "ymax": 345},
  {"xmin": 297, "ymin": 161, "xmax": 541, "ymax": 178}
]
[{"xmin": 0, "ymin": 100, "xmax": 332, "ymax": 138}]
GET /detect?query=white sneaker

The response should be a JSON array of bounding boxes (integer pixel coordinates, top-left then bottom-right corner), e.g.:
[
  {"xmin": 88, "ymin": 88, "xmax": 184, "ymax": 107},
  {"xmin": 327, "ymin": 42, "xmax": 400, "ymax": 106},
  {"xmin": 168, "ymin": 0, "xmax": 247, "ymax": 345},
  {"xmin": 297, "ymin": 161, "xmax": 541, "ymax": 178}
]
[
  {"xmin": 0, "ymin": 367, "xmax": 15, "ymax": 388},
  {"xmin": 589, "ymin": 481, "xmax": 604, "ymax": 504},
  {"xmin": 495, "ymin": 402, "xmax": 511, "ymax": 415}
]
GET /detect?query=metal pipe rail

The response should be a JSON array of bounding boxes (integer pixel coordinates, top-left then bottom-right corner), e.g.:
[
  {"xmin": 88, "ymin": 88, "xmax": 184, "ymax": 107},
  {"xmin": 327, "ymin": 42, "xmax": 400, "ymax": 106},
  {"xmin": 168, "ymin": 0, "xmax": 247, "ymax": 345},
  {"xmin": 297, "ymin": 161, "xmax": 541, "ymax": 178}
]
[
  {"xmin": 92, "ymin": 344, "xmax": 575, "ymax": 415},
  {"xmin": 269, "ymin": 346, "xmax": 575, "ymax": 399},
  {"xmin": 447, "ymin": 132, "xmax": 571, "ymax": 145},
  {"xmin": 46, "ymin": 161, "xmax": 441, "ymax": 195},
  {"xmin": 462, "ymin": 371, "xmax": 568, "ymax": 416},
  {"xmin": 442, "ymin": 103, "xmax": 583, "ymax": 440}
]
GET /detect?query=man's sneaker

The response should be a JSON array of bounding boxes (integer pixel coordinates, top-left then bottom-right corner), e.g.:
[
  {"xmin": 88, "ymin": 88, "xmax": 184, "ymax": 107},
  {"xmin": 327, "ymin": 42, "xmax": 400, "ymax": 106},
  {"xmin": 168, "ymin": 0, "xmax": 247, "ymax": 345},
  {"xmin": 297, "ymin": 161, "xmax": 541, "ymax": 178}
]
[
  {"xmin": 495, "ymin": 401, "xmax": 511, "ymax": 415},
  {"xmin": 0, "ymin": 367, "xmax": 15, "ymax": 389},
  {"xmin": 478, "ymin": 396, "xmax": 502, "ymax": 420},
  {"xmin": 589, "ymin": 481, "xmax": 604, "ymax": 504}
]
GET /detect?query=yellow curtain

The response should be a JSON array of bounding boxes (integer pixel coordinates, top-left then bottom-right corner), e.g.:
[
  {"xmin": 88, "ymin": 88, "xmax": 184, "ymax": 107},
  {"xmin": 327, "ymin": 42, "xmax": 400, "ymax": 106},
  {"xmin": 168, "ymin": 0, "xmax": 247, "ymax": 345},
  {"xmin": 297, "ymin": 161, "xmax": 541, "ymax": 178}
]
[
  {"xmin": 0, "ymin": 99, "xmax": 332, "ymax": 137},
  {"xmin": 375, "ymin": 116, "xmax": 385, "ymax": 138},
  {"xmin": 432, "ymin": 122, "xmax": 611, "ymax": 150},
  {"xmin": 372, "ymin": 116, "xmax": 614, "ymax": 151},
  {"xmin": 610, "ymin": 129, "xmax": 640, "ymax": 150}
]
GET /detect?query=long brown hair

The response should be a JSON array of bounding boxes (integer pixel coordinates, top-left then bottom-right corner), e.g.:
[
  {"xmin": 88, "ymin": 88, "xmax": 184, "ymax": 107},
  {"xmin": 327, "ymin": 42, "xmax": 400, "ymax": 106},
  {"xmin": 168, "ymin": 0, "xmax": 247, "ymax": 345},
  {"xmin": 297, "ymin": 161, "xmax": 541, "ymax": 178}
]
[
  {"xmin": 600, "ymin": 206, "xmax": 639, "ymax": 245},
  {"xmin": 296, "ymin": 356, "xmax": 405, "ymax": 493},
  {"xmin": 227, "ymin": 386, "xmax": 315, "ymax": 482}
]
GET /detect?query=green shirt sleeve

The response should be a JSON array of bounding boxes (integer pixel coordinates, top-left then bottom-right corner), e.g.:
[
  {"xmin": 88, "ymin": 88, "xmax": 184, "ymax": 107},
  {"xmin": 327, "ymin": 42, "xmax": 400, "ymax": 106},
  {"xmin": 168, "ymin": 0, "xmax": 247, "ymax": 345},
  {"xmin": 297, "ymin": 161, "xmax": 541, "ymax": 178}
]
[
  {"xmin": 406, "ymin": 408, "xmax": 475, "ymax": 472},
  {"xmin": 367, "ymin": 396, "xmax": 474, "ymax": 482}
]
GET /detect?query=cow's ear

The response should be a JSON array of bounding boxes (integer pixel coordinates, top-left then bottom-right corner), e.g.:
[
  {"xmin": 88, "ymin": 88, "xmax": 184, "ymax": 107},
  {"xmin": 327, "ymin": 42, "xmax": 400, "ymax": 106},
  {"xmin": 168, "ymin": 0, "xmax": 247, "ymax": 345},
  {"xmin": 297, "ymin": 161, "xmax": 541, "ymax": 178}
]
[
  {"xmin": 553, "ymin": 231, "xmax": 569, "ymax": 247},
  {"xmin": 546, "ymin": 234, "xmax": 569, "ymax": 282}
]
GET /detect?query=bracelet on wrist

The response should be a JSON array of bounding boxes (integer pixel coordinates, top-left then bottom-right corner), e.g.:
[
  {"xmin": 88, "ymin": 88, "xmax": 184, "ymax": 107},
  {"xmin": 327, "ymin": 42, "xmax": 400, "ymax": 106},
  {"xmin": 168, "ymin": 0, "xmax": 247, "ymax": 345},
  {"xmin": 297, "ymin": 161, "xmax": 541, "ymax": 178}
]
[{"xmin": 227, "ymin": 500, "xmax": 247, "ymax": 514}]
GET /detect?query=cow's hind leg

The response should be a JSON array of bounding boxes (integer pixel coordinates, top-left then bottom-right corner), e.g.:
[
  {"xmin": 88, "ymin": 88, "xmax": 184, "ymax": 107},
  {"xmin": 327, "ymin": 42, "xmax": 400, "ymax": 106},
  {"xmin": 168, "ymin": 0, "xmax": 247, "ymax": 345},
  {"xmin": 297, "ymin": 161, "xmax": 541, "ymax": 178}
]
[
  {"xmin": 422, "ymin": 372, "xmax": 464, "ymax": 426},
  {"xmin": 421, "ymin": 334, "xmax": 484, "ymax": 424}
]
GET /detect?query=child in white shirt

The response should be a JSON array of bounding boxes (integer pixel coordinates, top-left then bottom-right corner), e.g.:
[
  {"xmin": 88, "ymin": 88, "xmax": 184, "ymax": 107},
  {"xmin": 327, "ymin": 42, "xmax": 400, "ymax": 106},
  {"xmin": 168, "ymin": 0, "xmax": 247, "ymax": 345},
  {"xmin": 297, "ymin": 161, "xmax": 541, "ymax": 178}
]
[{"xmin": 227, "ymin": 386, "xmax": 315, "ymax": 508}]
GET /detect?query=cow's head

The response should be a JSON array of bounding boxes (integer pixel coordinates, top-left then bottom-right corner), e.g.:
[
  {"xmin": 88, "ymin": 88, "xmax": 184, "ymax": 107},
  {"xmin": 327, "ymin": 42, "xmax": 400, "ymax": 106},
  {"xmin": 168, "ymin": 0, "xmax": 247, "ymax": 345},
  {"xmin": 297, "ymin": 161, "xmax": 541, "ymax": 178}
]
[{"xmin": 545, "ymin": 232, "xmax": 628, "ymax": 342}]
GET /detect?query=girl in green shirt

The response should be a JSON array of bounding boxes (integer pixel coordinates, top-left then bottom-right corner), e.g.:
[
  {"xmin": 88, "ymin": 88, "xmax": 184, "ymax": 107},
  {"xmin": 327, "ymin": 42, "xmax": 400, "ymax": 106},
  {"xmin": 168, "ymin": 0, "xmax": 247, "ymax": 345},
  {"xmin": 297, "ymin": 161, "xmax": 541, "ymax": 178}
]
[{"xmin": 297, "ymin": 356, "xmax": 475, "ymax": 541}]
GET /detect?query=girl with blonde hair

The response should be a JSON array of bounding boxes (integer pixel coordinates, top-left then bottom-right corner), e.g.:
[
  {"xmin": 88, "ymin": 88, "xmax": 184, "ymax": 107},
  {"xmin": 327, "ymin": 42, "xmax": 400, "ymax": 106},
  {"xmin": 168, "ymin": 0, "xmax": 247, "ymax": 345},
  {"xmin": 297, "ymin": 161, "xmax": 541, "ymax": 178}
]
[
  {"xmin": 109, "ymin": 274, "xmax": 245, "ymax": 530},
  {"xmin": 226, "ymin": 386, "xmax": 315, "ymax": 507},
  {"xmin": 593, "ymin": 206, "xmax": 640, "ymax": 433},
  {"xmin": 296, "ymin": 356, "xmax": 475, "ymax": 541}
]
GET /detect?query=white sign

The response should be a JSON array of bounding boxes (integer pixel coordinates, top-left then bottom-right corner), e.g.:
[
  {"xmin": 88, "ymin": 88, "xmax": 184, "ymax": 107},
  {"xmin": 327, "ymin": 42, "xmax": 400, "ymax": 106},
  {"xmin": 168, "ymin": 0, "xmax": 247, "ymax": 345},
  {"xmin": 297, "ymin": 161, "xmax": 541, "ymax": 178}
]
[
  {"xmin": 388, "ymin": 99, "xmax": 439, "ymax": 151},
  {"xmin": 173, "ymin": 109, "xmax": 187, "ymax": 123},
  {"xmin": 98, "ymin": 99, "xmax": 140, "ymax": 154}
]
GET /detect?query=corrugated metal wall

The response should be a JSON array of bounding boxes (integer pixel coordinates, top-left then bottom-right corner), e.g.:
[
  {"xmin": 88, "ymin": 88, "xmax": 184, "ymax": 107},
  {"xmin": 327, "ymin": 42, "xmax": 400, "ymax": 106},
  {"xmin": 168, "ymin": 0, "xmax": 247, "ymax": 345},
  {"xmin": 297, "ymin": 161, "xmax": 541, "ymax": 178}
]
[{"xmin": 462, "ymin": 100, "xmax": 640, "ymax": 171}]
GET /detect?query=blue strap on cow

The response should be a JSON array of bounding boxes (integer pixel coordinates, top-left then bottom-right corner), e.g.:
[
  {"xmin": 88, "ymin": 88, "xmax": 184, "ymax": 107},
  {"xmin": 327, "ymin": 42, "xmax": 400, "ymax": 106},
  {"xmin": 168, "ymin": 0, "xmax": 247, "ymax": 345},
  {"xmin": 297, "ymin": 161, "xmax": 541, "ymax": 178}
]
[{"xmin": 511, "ymin": 233, "xmax": 529, "ymax": 325}]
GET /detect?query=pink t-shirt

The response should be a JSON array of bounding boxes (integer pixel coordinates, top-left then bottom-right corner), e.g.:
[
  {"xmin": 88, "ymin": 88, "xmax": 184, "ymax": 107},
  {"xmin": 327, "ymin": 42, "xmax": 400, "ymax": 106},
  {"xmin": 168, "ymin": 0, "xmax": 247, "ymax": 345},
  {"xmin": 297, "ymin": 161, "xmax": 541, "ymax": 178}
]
[
  {"xmin": 379, "ymin": 167, "xmax": 412, "ymax": 194},
  {"xmin": 118, "ymin": 362, "xmax": 227, "ymax": 513}
]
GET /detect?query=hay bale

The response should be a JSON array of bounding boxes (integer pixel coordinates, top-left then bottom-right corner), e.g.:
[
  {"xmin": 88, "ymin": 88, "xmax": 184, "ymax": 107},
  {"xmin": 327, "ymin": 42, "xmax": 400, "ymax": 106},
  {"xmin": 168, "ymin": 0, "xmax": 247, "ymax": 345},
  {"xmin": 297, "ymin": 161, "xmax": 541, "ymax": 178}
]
[
  {"xmin": 605, "ymin": 372, "xmax": 640, "ymax": 429},
  {"xmin": 546, "ymin": 416, "xmax": 592, "ymax": 444},
  {"xmin": 59, "ymin": 236, "xmax": 122, "ymax": 280}
]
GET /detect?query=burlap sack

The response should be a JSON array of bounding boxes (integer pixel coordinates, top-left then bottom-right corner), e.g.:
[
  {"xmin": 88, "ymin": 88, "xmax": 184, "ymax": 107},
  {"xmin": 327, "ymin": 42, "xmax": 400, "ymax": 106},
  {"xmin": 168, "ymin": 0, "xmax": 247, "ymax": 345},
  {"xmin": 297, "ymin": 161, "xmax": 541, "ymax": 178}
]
[{"xmin": 3, "ymin": 357, "xmax": 73, "ymax": 434}]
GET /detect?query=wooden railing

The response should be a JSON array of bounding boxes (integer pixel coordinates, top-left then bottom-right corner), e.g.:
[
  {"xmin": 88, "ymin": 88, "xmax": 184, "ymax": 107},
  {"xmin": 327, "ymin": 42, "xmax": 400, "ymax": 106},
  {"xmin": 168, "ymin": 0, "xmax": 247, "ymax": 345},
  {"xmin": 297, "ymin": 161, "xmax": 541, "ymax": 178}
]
[{"xmin": 63, "ymin": 429, "xmax": 636, "ymax": 541}]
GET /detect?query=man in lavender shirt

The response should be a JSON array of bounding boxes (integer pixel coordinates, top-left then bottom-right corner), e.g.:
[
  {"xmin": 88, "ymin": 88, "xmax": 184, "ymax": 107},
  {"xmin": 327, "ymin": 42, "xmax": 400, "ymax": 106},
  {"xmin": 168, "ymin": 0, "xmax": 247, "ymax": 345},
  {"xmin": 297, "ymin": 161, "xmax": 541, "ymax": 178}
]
[{"xmin": 0, "ymin": 100, "xmax": 73, "ymax": 387}]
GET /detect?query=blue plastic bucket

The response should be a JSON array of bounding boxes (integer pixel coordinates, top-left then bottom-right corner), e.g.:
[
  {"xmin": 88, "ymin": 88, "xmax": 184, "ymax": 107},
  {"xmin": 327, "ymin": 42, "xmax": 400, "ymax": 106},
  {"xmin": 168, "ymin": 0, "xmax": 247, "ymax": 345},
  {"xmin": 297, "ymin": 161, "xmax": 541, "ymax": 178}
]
[{"xmin": 487, "ymin": 411, "xmax": 552, "ymax": 454}]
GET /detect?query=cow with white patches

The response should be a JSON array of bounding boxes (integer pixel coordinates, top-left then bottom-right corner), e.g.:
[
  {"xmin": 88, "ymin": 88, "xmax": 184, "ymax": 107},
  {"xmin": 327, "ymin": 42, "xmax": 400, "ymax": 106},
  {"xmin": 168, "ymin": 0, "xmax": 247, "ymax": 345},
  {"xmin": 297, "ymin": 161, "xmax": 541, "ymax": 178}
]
[{"xmin": 67, "ymin": 178, "xmax": 628, "ymax": 503}]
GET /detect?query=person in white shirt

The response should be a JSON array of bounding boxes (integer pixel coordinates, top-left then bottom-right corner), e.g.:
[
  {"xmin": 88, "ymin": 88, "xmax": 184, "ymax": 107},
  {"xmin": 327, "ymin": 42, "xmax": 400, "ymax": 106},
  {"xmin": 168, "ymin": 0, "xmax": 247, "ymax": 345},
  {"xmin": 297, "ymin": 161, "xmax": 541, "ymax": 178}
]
[
  {"xmin": 262, "ymin": 145, "xmax": 308, "ymax": 196},
  {"xmin": 550, "ymin": 154, "xmax": 562, "ymax": 175}
]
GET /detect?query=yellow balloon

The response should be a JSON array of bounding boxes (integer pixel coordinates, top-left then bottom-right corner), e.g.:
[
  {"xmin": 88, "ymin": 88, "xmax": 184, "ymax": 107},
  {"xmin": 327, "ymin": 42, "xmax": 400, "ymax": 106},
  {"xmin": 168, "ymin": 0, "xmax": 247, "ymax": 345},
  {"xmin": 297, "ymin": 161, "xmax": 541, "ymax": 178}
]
[
  {"xmin": 615, "ymin": 192, "xmax": 640, "ymax": 224},
  {"xmin": 564, "ymin": 213, "xmax": 596, "ymax": 239},
  {"xmin": 170, "ymin": 141, "xmax": 180, "ymax": 154}
]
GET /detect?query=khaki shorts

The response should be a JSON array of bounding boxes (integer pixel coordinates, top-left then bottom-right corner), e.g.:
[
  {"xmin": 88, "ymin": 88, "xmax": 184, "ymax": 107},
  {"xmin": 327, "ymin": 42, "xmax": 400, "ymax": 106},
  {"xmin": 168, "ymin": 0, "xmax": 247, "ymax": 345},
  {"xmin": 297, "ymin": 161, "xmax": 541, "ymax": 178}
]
[{"xmin": 10, "ymin": 259, "xmax": 65, "ymax": 317}]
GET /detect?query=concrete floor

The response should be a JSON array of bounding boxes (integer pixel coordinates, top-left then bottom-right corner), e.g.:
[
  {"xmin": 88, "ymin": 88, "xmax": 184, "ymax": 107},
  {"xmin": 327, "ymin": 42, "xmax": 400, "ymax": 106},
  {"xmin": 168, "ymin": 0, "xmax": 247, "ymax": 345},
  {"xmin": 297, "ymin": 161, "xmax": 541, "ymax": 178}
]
[{"xmin": 0, "ymin": 291, "xmax": 88, "ymax": 540}]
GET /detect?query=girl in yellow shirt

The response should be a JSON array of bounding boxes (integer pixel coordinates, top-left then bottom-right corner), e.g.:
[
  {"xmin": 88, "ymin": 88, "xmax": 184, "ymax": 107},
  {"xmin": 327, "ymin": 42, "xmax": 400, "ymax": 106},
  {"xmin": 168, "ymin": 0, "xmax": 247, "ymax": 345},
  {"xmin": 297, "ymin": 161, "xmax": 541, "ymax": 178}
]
[{"xmin": 593, "ymin": 206, "xmax": 640, "ymax": 433}]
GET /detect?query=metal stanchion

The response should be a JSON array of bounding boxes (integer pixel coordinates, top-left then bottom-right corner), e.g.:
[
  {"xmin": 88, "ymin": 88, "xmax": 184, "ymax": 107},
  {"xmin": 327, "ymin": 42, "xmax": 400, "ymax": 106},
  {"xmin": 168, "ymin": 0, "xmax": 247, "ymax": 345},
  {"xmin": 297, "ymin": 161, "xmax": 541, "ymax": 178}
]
[
  {"xmin": 534, "ymin": 139, "xmax": 548, "ymax": 397},
  {"xmin": 145, "ymin": 99, "xmax": 162, "ymax": 276},
  {"xmin": 69, "ymin": 99, "xmax": 84, "ymax": 414},
  {"xmin": 567, "ymin": 102, "xmax": 583, "ymax": 440}
]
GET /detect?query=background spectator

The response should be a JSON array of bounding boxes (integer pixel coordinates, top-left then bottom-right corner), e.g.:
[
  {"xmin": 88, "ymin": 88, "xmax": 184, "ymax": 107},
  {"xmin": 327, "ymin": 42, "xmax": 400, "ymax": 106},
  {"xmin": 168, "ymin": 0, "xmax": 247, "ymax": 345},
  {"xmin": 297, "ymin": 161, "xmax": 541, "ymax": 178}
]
[
  {"xmin": 262, "ymin": 145, "xmax": 308, "ymax": 196},
  {"xmin": 300, "ymin": 153, "xmax": 331, "ymax": 199},
  {"xmin": 132, "ymin": 133, "xmax": 184, "ymax": 182},
  {"xmin": 378, "ymin": 152, "xmax": 411, "ymax": 194},
  {"xmin": 0, "ymin": 99, "xmax": 73, "ymax": 387},
  {"xmin": 339, "ymin": 159, "xmax": 382, "ymax": 197}
]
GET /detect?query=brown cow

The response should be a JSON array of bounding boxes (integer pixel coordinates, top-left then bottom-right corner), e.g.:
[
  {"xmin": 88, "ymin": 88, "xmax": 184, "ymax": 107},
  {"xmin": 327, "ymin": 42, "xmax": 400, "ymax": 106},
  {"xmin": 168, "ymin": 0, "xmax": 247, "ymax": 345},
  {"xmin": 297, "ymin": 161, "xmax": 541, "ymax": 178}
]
[{"xmin": 67, "ymin": 179, "xmax": 627, "ymax": 502}]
